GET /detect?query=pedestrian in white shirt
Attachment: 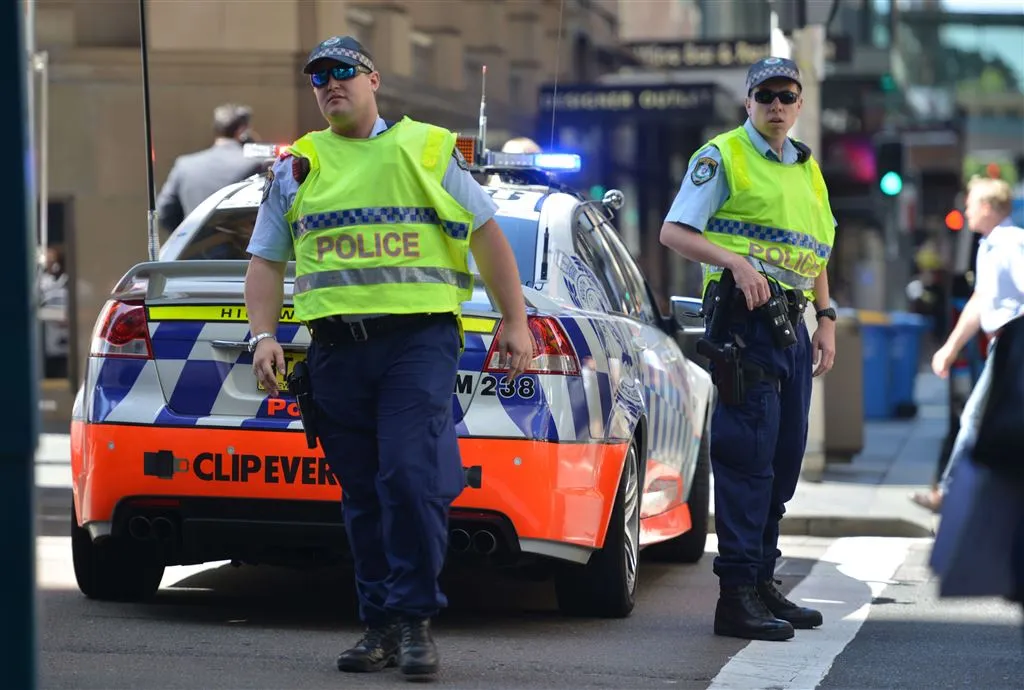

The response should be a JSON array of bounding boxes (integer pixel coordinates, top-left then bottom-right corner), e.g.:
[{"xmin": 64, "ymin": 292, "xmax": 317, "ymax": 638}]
[{"xmin": 911, "ymin": 175, "xmax": 1024, "ymax": 512}]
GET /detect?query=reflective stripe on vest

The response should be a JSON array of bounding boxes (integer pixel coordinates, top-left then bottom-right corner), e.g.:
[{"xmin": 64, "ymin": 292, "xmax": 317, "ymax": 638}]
[
  {"xmin": 697, "ymin": 125, "xmax": 835, "ymax": 298},
  {"xmin": 291, "ymin": 206, "xmax": 470, "ymax": 241},
  {"xmin": 294, "ymin": 265, "xmax": 473, "ymax": 295}
]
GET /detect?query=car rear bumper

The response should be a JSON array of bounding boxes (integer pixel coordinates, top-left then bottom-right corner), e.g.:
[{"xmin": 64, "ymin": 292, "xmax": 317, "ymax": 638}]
[{"xmin": 72, "ymin": 421, "xmax": 630, "ymax": 565}]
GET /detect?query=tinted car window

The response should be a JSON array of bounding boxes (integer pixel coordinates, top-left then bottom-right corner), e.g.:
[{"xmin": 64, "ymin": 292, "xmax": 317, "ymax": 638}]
[
  {"xmin": 572, "ymin": 209, "xmax": 630, "ymax": 314},
  {"xmin": 593, "ymin": 215, "xmax": 659, "ymax": 324},
  {"xmin": 175, "ymin": 207, "xmax": 539, "ymax": 287},
  {"xmin": 176, "ymin": 208, "xmax": 258, "ymax": 261}
]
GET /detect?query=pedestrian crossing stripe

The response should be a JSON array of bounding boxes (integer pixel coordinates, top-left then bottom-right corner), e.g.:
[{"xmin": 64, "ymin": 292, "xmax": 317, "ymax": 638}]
[{"xmin": 145, "ymin": 305, "xmax": 498, "ymax": 333}]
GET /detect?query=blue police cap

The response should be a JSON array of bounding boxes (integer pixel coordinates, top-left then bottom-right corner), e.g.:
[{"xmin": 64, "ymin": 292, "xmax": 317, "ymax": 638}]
[
  {"xmin": 302, "ymin": 35, "xmax": 376, "ymax": 74},
  {"xmin": 745, "ymin": 56, "xmax": 802, "ymax": 93}
]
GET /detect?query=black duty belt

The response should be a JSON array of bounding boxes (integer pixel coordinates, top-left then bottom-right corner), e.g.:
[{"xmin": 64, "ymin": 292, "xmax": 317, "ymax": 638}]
[
  {"xmin": 308, "ymin": 312, "xmax": 454, "ymax": 345},
  {"xmin": 713, "ymin": 286, "xmax": 807, "ymax": 322}
]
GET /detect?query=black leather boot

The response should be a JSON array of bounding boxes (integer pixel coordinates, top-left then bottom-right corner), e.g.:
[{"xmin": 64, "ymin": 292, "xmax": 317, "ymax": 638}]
[
  {"xmin": 398, "ymin": 617, "xmax": 439, "ymax": 678},
  {"xmin": 714, "ymin": 585, "xmax": 795, "ymax": 641},
  {"xmin": 336, "ymin": 622, "xmax": 400, "ymax": 672},
  {"xmin": 758, "ymin": 578, "xmax": 823, "ymax": 629}
]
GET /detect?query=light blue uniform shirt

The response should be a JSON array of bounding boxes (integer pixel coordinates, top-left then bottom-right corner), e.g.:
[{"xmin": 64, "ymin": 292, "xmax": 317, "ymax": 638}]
[
  {"xmin": 975, "ymin": 216, "xmax": 1024, "ymax": 335},
  {"xmin": 664, "ymin": 118, "xmax": 835, "ymax": 231},
  {"xmin": 246, "ymin": 117, "xmax": 498, "ymax": 262}
]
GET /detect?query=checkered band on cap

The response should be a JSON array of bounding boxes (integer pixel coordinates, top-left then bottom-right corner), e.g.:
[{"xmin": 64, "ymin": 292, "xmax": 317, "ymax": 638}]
[
  {"xmin": 305, "ymin": 45, "xmax": 375, "ymax": 73},
  {"xmin": 746, "ymin": 57, "xmax": 801, "ymax": 92}
]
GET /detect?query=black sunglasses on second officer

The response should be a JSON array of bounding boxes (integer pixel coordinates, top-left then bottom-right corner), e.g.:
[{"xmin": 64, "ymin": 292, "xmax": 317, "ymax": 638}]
[
  {"xmin": 752, "ymin": 88, "xmax": 800, "ymax": 105},
  {"xmin": 310, "ymin": 64, "xmax": 371, "ymax": 88}
]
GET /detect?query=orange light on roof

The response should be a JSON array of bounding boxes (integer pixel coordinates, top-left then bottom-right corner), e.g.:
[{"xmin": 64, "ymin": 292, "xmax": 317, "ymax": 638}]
[
  {"xmin": 945, "ymin": 209, "xmax": 964, "ymax": 231},
  {"xmin": 456, "ymin": 135, "xmax": 477, "ymax": 166}
]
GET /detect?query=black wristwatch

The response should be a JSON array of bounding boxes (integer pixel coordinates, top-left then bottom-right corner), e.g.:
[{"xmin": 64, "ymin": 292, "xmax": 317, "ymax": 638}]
[{"xmin": 815, "ymin": 307, "xmax": 837, "ymax": 322}]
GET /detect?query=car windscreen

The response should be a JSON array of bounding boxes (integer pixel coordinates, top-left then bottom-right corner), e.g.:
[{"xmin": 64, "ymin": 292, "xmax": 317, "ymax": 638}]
[{"xmin": 175, "ymin": 208, "xmax": 539, "ymax": 286}]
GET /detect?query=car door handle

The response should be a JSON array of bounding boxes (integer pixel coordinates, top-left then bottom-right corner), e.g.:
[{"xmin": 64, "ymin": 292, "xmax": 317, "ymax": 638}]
[{"xmin": 211, "ymin": 339, "xmax": 308, "ymax": 352}]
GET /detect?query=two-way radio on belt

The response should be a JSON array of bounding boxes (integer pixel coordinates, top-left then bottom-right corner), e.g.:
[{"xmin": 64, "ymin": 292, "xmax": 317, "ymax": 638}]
[{"xmin": 137, "ymin": 0, "xmax": 159, "ymax": 262}]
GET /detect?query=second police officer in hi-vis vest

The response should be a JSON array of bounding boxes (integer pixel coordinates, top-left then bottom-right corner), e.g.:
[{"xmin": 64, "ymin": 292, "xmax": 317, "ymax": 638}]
[
  {"xmin": 243, "ymin": 36, "xmax": 533, "ymax": 678},
  {"xmin": 659, "ymin": 57, "xmax": 838, "ymax": 642}
]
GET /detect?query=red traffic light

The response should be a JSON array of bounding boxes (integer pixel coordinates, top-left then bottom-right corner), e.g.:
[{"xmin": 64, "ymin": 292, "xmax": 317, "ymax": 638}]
[{"xmin": 945, "ymin": 209, "xmax": 965, "ymax": 231}]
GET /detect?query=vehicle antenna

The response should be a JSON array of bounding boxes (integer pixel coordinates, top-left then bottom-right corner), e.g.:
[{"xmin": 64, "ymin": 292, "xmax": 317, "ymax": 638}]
[
  {"xmin": 138, "ymin": 0, "xmax": 158, "ymax": 261},
  {"xmin": 548, "ymin": 0, "xmax": 565, "ymax": 150},
  {"xmin": 478, "ymin": 64, "xmax": 487, "ymax": 153}
]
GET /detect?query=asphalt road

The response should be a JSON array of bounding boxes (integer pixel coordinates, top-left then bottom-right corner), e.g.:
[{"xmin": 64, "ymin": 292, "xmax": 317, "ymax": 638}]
[
  {"xmin": 36, "ymin": 481, "xmax": 817, "ymax": 690},
  {"xmin": 819, "ymin": 540, "xmax": 1024, "ymax": 690},
  {"xmin": 34, "ymin": 446, "xmax": 1024, "ymax": 690}
]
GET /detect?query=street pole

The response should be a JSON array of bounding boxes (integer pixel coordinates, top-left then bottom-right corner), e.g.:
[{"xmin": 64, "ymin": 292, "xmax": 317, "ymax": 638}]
[
  {"xmin": 787, "ymin": 0, "xmax": 828, "ymax": 480},
  {"xmin": 3, "ymin": 0, "xmax": 41, "ymax": 686}
]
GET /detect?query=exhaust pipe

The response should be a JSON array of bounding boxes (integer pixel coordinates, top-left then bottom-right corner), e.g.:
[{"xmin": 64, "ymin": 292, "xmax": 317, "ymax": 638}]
[
  {"xmin": 128, "ymin": 516, "xmax": 152, "ymax": 540},
  {"xmin": 449, "ymin": 528, "xmax": 470, "ymax": 553},
  {"xmin": 471, "ymin": 529, "xmax": 497, "ymax": 555},
  {"xmin": 151, "ymin": 517, "xmax": 175, "ymax": 541}
]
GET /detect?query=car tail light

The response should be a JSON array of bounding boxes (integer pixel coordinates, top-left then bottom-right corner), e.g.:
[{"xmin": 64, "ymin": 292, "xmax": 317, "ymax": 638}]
[
  {"xmin": 90, "ymin": 300, "xmax": 153, "ymax": 358},
  {"xmin": 483, "ymin": 316, "xmax": 580, "ymax": 375}
]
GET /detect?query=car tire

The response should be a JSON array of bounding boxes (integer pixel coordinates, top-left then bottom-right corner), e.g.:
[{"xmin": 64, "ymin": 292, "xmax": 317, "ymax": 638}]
[
  {"xmin": 71, "ymin": 502, "xmax": 165, "ymax": 602},
  {"xmin": 554, "ymin": 442, "xmax": 641, "ymax": 618},
  {"xmin": 646, "ymin": 425, "xmax": 710, "ymax": 564}
]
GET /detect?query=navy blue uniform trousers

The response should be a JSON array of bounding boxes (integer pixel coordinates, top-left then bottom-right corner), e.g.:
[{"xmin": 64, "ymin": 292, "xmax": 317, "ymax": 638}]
[
  {"xmin": 307, "ymin": 315, "xmax": 465, "ymax": 624},
  {"xmin": 707, "ymin": 310, "xmax": 813, "ymax": 588}
]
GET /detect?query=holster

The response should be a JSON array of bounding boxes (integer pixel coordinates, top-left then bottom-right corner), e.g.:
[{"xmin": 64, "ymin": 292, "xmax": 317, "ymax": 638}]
[
  {"xmin": 698, "ymin": 270, "xmax": 780, "ymax": 406},
  {"xmin": 286, "ymin": 361, "xmax": 320, "ymax": 450}
]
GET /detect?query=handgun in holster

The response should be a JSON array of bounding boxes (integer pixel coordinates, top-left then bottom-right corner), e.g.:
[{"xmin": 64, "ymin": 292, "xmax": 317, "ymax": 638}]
[
  {"xmin": 286, "ymin": 360, "xmax": 320, "ymax": 450},
  {"xmin": 696, "ymin": 269, "xmax": 747, "ymax": 406}
]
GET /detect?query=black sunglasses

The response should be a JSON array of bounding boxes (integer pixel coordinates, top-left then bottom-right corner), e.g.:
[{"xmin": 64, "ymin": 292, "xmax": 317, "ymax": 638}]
[
  {"xmin": 310, "ymin": 65, "xmax": 368, "ymax": 88},
  {"xmin": 753, "ymin": 89, "xmax": 800, "ymax": 105}
]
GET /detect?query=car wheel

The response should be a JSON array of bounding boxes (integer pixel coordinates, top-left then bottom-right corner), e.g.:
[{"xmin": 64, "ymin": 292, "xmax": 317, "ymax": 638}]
[
  {"xmin": 554, "ymin": 441, "xmax": 641, "ymax": 618},
  {"xmin": 647, "ymin": 424, "xmax": 710, "ymax": 564},
  {"xmin": 71, "ymin": 502, "xmax": 165, "ymax": 602}
]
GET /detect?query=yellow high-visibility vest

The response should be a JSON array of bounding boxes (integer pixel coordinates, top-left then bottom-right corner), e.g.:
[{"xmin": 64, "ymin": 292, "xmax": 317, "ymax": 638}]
[
  {"xmin": 697, "ymin": 125, "xmax": 835, "ymax": 300},
  {"xmin": 285, "ymin": 117, "xmax": 476, "ymax": 329}
]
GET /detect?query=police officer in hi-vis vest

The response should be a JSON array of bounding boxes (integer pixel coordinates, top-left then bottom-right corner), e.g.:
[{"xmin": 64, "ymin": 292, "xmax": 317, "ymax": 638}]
[
  {"xmin": 659, "ymin": 57, "xmax": 838, "ymax": 642},
  {"xmin": 243, "ymin": 36, "xmax": 533, "ymax": 677}
]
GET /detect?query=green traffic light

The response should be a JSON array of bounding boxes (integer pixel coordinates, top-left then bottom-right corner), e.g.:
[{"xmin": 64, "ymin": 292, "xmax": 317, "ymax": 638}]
[{"xmin": 880, "ymin": 171, "xmax": 903, "ymax": 196}]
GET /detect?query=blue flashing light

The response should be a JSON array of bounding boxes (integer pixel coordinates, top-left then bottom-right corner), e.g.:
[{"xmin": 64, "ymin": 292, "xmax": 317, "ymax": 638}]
[
  {"xmin": 533, "ymin": 153, "xmax": 581, "ymax": 172},
  {"xmin": 483, "ymin": 150, "xmax": 581, "ymax": 173}
]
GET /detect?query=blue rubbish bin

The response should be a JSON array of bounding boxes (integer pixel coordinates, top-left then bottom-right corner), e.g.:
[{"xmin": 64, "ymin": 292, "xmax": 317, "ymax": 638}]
[
  {"xmin": 888, "ymin": 312, "xmax": 929, "ymax": 417},
  {"xmin": 858, "ymin": 310, "xmax": 892, "ymax": 420}
]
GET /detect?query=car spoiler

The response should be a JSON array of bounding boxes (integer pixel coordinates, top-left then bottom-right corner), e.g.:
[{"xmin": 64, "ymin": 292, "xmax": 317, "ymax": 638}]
[
  {"xmin": 113, "ymin": 260, "xmax": 297, "ymax": 301},
  {"xmin": 111, "ymin": 261, "xmax": 522, "ymax": 309}
]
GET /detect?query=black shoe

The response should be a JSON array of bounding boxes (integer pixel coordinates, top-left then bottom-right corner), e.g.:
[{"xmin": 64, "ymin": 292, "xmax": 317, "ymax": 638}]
[
  {"xmin": 337, "ymin": 622, "xmax": 400, "ymax": 672},
  {"xmin": 758, "ymin": 578, "xmax": 823, "ymax": 629},
  {"xmin": 714, "ymin": 585, "xmax": 795, "ymax": 641},
  {"xmin": 398, "ymin": 617, "xmax": 439, "ymax": 678}
]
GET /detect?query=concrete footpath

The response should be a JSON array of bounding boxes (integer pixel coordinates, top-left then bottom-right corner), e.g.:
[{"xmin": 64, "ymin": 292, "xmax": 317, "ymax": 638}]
[{"xmin": 711, "ymin": 370, "xmax": 949, "ymax": 540}]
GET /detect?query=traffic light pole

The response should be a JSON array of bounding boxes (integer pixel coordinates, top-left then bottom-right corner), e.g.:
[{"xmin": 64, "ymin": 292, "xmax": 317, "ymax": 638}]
[{"xmin": 2, "ymin": 0, "xmax": 41, "ymax": 687}]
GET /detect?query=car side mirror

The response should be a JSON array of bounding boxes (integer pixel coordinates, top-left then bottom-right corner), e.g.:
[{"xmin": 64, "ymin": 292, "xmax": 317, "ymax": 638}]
[
  {"xmin": 602, "ymin": 189, "xmax": 625, "ymax": 212},
  {"xmin": 670, "ymin": 296, "xmax": 705, "ymax": 333}
]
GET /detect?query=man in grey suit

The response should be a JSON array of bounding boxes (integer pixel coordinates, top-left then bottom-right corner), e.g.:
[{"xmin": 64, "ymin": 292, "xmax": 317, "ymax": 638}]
[{"xmin": 156, "ymin": 103, "xmax": 267, "ymax": 235}]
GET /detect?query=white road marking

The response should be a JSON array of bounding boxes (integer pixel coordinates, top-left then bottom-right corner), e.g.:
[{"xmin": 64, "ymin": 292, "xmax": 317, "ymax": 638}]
[{"xmin": 707, "ymin": 536, "xmax": 923, "ymax": 690}]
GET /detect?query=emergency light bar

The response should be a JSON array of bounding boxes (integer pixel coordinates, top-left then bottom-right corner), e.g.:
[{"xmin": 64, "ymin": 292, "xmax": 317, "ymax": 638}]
[{"xmin": 482, "ymin": 150, "xmax": 581, "ymax": 173}]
